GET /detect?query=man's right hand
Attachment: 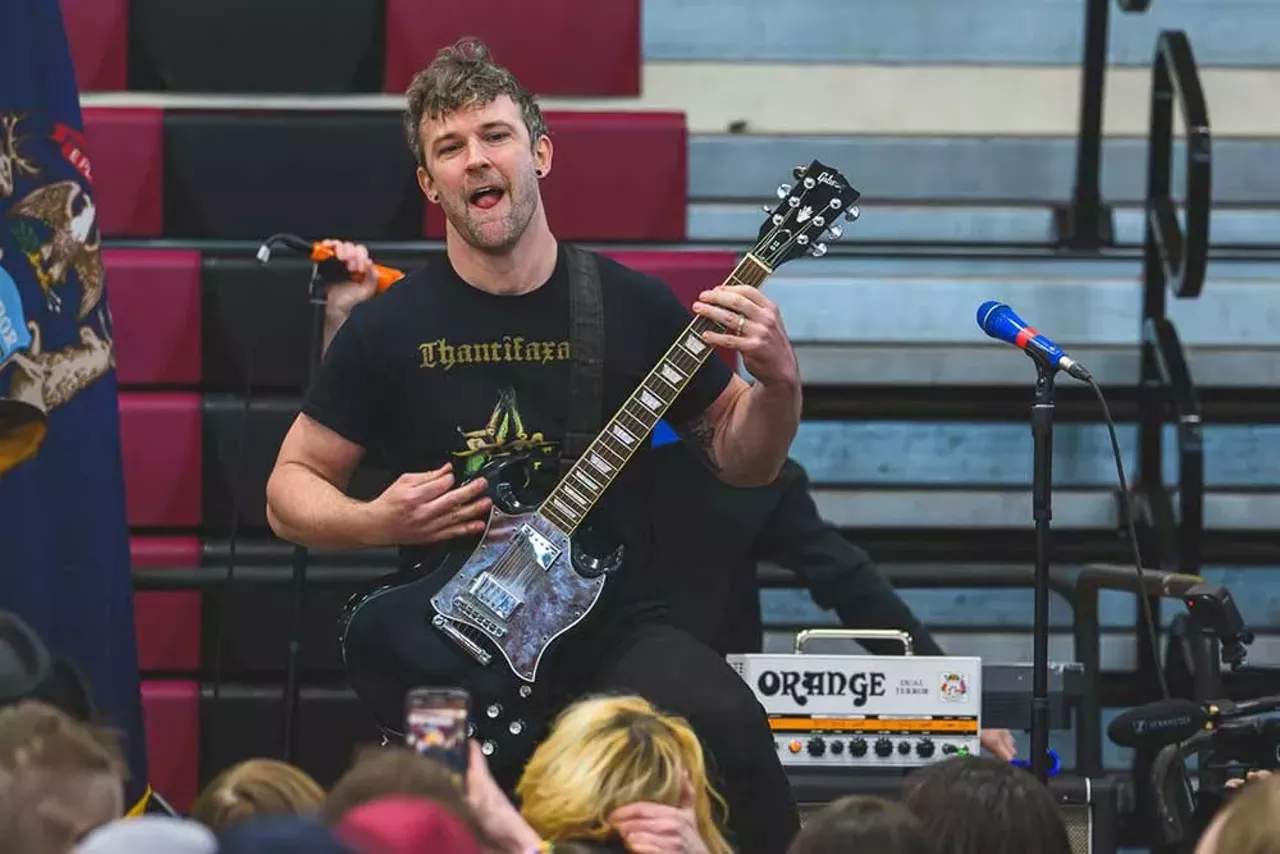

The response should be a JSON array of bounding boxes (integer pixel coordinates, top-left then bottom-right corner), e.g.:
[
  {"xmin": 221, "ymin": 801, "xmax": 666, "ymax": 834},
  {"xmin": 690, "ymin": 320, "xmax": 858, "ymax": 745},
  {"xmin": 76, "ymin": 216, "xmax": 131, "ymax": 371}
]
[
  {"xmin": 365, "ymin": 464, "xmax": 492, "ymax": 545},
  {"xmin": 319, "ymin": 239, "xmax": 378, "ymax": 318}
]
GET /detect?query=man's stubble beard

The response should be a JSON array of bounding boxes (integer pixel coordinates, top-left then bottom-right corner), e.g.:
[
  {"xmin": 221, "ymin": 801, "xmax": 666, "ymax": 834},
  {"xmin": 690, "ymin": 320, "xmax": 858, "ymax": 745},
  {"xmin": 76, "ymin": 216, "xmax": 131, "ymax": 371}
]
[{"xmin": 444, "ymin": 168, "xmax": 540, "ymax": 253}]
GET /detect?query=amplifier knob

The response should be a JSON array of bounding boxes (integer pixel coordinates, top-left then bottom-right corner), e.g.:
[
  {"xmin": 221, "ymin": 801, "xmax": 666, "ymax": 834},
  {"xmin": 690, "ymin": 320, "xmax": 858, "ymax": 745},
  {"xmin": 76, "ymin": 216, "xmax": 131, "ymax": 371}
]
[
  {"xmin": 806, "ymin": 738, "xmax": 826, "ymax": 757},
  {"xmin": 942, "ymin": 743, "xmax": 959, "ymax": 756},
  {"xmin": 916, "ymin": 738, "xmax": 936, "ymax": 758},
  {"xmin": 849, "ymin": 737, "xmax": 868, "ymax": 757},
  {"xmin": 874, "ymin": 737, "xmax": 894, "ymax": 757},
  {"xmin": 829, "ymin": 739, "xmax": 845, "ymax": 755},
  {"xmin": 896, "ymin": 741, "xmax": 912, "ymax": 756},
  {"xmin": 788, "ymin": 739, "xmax": 804, "ymax": 755}
]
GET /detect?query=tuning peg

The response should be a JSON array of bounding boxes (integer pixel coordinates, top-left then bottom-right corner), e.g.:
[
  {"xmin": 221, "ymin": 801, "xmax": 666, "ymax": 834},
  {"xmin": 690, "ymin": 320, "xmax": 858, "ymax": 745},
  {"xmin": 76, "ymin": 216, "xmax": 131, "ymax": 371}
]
[
  {"xmin": 812, "ymin": 243, "xmax": 828, "ymax": 258},
  {"xmin": 844, "ymin": 205, "xmax": 861, "ymax": 222},
  {"xmin": 826, "ymin": 224, "xmax": 844, "ymax": 240},
  {"xmin": 776, "ymin": 184, "xmax": 791, "ymax": 199},
  {"xmin": 792, "ymin": 165, "xmax": 808, "ymax": 180},
  {"xmin": 762, "ymin": 204, "xmax": 773, "ymax": 214}
]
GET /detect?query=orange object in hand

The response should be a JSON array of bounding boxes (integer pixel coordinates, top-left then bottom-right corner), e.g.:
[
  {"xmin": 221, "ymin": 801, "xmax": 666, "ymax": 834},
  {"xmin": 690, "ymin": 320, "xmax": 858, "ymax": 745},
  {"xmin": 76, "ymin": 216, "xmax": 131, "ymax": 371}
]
[{"xmin": 308, "ymin": 242, "xmax": 405, "ymax": 293}]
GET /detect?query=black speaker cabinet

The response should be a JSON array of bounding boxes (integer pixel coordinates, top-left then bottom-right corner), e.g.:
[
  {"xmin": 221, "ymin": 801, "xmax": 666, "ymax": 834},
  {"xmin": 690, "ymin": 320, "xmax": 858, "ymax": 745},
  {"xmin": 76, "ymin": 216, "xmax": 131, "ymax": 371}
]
[{"xmin": 787, "ymin": 767, "xmax": 1118, "ymax": 854}]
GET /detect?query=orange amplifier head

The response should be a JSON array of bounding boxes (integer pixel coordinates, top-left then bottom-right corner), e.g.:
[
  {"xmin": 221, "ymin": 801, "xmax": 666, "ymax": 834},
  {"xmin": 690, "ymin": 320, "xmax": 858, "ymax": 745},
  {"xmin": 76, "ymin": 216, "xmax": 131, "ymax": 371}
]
[{"xmin": 727, "ymin": 653, "xmax": 982, "ymax": 767}]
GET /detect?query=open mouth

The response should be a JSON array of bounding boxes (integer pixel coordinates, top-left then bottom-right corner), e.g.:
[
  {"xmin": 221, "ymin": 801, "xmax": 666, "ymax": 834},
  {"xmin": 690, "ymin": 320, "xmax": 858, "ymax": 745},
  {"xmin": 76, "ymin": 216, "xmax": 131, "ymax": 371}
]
[{"xmin": 469, "ymin": 186, "xmax": 506, "ymax": 210}]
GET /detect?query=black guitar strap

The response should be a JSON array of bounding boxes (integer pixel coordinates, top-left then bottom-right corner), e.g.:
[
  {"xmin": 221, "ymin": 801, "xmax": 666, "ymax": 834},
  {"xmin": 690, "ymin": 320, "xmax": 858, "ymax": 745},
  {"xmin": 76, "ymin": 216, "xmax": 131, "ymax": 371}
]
[{"xmin": 560, "ymin": 243, "xmax": 605, "ymax": 472}]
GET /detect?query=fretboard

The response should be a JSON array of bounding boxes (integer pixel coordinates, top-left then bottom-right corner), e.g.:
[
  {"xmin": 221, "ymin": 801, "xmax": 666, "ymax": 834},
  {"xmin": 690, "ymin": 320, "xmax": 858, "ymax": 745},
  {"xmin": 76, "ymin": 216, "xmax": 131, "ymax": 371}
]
[{"xmin": 538, "ymin": 253, "xmax": 774, "ymax": 536}]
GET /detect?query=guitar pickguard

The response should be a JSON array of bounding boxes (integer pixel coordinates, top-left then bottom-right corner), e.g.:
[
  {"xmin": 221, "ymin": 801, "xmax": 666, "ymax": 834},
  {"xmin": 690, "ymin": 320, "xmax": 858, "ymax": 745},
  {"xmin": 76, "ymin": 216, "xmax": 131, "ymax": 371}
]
[{"xmin": 430, "ymin": 508, "xmax": 608, "ymax": 682}]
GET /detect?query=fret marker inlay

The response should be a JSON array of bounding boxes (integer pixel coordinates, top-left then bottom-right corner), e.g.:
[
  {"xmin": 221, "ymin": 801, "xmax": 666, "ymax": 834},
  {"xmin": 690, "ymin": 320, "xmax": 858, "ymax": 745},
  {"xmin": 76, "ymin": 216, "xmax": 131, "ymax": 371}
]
[
  {"xmin": 660, "ymin": 364, "xmax": 684, "ymax": 385},
  {"xmin": 611, "ymin": 425, "xmax": 635, "ymax": 446}
]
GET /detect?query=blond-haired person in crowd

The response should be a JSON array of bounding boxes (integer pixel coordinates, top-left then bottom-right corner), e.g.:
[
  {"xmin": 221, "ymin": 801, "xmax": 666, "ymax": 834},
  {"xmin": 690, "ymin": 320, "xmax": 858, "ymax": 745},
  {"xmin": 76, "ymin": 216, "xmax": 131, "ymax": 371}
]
[
  {"xmin": 0, "ymin": 700, "xmax": 126, "ymax": 852},
  {"xmin": 515, "ymin": 695, "xmax": 732, "ymax": 854},
  {"xmin": 190, "ymin": 758, "xmax": 326, "ymax": 832}
]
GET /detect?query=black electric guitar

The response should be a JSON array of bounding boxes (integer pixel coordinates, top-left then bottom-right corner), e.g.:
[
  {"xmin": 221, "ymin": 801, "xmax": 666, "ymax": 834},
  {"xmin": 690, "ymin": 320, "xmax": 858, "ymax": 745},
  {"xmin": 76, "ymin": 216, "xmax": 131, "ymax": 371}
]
[{"xmin": 339, "ymin": 161, "xmax": 861, "ymax": 782}]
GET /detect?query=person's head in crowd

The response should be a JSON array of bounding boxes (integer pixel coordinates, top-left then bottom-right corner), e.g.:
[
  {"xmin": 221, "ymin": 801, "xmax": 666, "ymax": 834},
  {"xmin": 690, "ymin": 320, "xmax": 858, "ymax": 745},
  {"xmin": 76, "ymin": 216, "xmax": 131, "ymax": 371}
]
[
  {"xmin": 0, "ymin": 700, "xmax": 126, "ymax": 852},
  {"xmin": 515, "ymin": 694, "xmax": 732, "ymax": 854},
  {"xmin": 0, "ymin": 611, "xmax": 95, "ymax": 722},
  {"xmin": 902, "ymin": 756, "xmax": 1071, "ymax": 854},
  {"xmin": 216, "ymin": 814, "xmax": 353, "ymax": 853},
  {"xmin": 788, "ymin": 795, "xmax": 936, "ymax": 854},
  {"xmin": 335, "ymin": 795, "xmax": 483, "ymax": 854},
  {"xmin": 324, "ymin": 744, "xmax": 483, "ymax": 837},
  {"xmin": 190, "ymin": 758, "xmax": 326, "ymax": 831},
  {"xmin": 74, "ymin": 816, "xmax": 217, "ymax": 854},
  {"xmin": 1197, "ymin": 771, "xmax": 1280, "ymax": 854}
]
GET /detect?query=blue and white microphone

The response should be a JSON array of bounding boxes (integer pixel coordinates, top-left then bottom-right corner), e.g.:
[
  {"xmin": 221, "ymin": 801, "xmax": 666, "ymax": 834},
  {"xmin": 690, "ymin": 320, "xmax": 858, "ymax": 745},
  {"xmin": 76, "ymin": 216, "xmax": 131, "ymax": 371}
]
[{"xmin": 976, "ymin": 300, "xmax": 1092, "ymax": 382}]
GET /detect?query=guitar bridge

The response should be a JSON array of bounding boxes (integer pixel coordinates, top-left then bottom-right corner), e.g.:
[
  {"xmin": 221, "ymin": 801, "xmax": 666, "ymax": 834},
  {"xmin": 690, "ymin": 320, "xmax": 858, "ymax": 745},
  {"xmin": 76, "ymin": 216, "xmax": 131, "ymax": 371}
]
[{"xmin": 454, "ymin": 595, "xmax": 508, "ymax": 638}]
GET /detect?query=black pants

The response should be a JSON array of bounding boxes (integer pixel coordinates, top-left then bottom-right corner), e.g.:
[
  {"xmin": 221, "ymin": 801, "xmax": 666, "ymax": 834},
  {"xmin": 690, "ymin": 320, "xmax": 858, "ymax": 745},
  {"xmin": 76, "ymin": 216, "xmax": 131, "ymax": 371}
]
[{"xmin": 551, "ymin": 622, "xmax": 801, "ymax": 854}]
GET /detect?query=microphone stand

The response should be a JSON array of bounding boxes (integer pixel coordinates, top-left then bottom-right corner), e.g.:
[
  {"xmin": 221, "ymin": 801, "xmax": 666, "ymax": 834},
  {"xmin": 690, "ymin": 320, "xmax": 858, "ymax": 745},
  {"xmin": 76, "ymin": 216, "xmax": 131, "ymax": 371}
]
[
  {"xmin": 1030, "ymin": 358, "xmax": 1056, "ymax": 785},
  {"xmin": 281, "ymin": 261, "xmax": 328, "ymax": 764}
]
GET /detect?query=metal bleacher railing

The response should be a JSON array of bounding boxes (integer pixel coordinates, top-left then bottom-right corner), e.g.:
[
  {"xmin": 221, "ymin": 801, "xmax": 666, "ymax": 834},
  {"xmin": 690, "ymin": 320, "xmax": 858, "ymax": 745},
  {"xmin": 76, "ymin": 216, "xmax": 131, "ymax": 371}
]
[{"xmin": 1128, "ymin": 27, "xmax": 1214, "ymax": 706}]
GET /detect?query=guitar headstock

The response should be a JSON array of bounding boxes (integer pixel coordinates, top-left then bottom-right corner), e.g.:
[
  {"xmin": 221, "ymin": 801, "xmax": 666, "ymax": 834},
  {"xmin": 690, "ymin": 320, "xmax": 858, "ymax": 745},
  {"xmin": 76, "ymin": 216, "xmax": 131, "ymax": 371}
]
[{"xmin": 753, "ymin": 160, "xmax": 860, "ymax": 268}]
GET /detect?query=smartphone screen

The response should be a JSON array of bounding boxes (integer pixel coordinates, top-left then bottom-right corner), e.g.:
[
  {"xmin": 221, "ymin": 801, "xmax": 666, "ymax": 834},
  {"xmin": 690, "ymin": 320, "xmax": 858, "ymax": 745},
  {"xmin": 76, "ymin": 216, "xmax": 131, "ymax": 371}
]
[{"xmin": 404, "ymin": 687, "xmax": 470, "ymax": 774}]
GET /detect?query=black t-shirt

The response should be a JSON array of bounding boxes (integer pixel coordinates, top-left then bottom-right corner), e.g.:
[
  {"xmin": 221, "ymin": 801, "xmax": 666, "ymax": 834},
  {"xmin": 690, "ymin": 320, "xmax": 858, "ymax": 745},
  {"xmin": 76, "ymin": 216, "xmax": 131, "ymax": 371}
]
[{"xmin": 302, "ymin": 244, "xmax": 733, "ymax": 627}]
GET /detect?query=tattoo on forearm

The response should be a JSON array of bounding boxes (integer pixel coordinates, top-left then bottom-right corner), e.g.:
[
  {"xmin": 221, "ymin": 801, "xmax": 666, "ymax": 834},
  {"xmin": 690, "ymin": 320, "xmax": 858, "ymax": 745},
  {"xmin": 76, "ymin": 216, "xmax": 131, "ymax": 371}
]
[{"xmin": 676, "ymin": 415, "xmax": 721, "ymax": 472}]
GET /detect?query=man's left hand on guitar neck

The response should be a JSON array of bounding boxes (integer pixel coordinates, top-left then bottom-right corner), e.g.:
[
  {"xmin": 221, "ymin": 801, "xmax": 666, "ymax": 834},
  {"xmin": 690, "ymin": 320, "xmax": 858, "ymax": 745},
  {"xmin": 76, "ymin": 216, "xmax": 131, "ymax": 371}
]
[{"xmin": 679, "ymin": 285, "xmax": 802, "ymax": 488}]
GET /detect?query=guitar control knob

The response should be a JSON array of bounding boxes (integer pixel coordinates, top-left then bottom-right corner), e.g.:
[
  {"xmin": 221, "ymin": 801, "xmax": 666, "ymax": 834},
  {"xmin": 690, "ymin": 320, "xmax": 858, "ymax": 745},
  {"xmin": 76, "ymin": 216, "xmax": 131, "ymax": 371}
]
[
  {"xmin": 519, "ymin": 686, "xmax": 532, "ymax": 698},
  {"xmin": 829, "ymin": 739, "xmax": 845, "ymax": 755},
  {"xmin": 848, "ymin": 737, "xmax": 868, "ymax": 757},
  {"xmin": 466, "ymin": 723, "xmax": 475, "ymax": 738},
  {"xmin": 508, "ymin": 720, "xmax": 525, "ymax": 736},
  {"xmin": 486, "ymin": 704, "xmax": 502, "ymax": 719},
  {"xmin": 874, "ymin": 737, "xmax": 894, "ymax": 758},
  {"xmin": 897, "ymin": 741, "xmax": 911, "ymax": 756},
  {"xmin": 481, "ymin": 740, "xmax": 497, "ymax": 756},
  {"xmin": 916, "ymin": 738, "xmax": 936, "ymax": 758},
  {"xmin": 806, "ymin": 738, "xmax": 826, "ymax": 757}
]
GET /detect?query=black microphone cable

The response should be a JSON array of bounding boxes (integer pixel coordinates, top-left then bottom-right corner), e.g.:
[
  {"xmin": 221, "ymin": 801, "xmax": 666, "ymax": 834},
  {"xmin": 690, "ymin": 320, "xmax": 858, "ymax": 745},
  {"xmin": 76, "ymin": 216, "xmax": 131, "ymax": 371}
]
[
  {"xmin": 209, "ymin": 234, "xmax": 305, "ymax": 762},
  {"xmin": 1084, "ymin": 374, "xmax": 1171, "ymax": 700},
  {"xmin": 207, "ymin": 243, "xmax": 270, "ymax": 765}
]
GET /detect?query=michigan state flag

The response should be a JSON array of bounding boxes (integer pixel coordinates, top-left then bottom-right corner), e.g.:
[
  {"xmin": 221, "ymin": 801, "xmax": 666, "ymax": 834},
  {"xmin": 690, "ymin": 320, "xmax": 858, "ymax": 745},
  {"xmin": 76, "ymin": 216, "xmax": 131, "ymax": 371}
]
[{"xmin": 0, "ymin": 0, "xmax": 150, "ymax": 812}]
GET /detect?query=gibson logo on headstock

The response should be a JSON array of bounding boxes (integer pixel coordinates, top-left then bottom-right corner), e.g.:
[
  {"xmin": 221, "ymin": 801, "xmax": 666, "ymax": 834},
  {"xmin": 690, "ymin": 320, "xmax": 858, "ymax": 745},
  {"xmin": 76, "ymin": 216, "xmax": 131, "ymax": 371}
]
[
  {"xmin": 815, "ymin": 171, "xmax": 842, "ymax": 189},
  {"xmin": 757, "ymin": 669, "xmax": 887, "ymax": 708}
]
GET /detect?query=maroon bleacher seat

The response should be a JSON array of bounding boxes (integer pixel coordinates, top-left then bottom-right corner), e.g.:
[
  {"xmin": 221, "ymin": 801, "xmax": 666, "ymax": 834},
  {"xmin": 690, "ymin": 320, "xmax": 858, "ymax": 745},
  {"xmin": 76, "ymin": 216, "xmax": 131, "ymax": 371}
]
[
  {"xmin": 60, "ymin": 0, "xmax": 128, "ymax": 92},
  {"xmin": 82, "ymin": 108, "xmax": 164, "ymax": 237},
  {"xmin": 426, "ymin": 111, "xmax": 687, "ymax": 242},
  {"xmin": 604, "ymin": 250, "xmax": 741, "ymax": 368},
  {"xmin": 104, "ymin": 249, "xmax": 202, "ymax": 387},
  {"xmin": 131, "ymin": 537, "xmax": 201, "ymax": 673},
  {"xmin": 119, "ymin": 393, "xmax": 201, "ymax": 528},
  {"xmin": 141, "ymin": 680, "xmax": 200, "ymax": 813},
  {"xmin": 384, "ymin": 0, "xmax": 640, "ymax": 97}
]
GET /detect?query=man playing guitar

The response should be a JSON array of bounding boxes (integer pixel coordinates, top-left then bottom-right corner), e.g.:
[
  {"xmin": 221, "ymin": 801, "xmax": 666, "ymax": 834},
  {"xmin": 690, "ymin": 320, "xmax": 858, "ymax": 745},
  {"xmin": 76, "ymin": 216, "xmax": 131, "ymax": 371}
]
[{"xmin": 266, "ymin": 38, "xmax": 811, "ymax": 852}]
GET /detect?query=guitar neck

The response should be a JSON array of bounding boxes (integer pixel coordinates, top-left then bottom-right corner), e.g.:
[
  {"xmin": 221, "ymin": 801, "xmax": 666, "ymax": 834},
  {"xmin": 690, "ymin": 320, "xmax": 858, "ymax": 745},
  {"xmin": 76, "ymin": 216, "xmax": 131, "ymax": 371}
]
[{"xmin": 538, "ymin": 253, "xmax": 774, "ymax": 536}]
